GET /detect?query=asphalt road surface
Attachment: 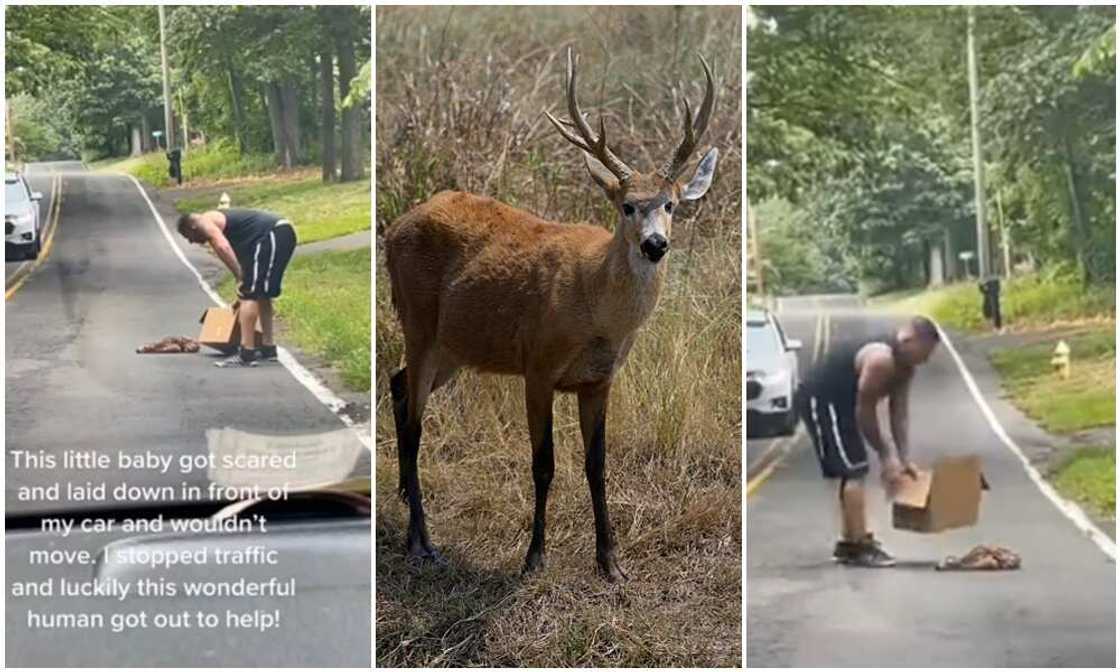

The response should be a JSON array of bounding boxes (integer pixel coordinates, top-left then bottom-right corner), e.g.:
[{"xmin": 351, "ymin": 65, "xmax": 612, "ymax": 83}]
[
  {"xmin": 5, "ymin": 163, "xmax": 357, "ymax": 515},
  {"xmin": 746, "ymin": 295, "xmax": 1115, "ymax": 667}
]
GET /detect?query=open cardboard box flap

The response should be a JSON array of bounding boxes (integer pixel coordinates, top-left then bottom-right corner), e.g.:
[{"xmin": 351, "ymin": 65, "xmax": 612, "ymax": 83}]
[
  {"xmin": 198, "ymin": 307, "xmax": 262, "ymax": 353},
  {"xmin": 892, "ymin": 455, "xmax": 988, "ymax": 533}
]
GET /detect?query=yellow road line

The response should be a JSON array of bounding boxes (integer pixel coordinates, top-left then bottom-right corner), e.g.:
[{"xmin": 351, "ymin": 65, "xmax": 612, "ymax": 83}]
[
  {"xmin": 6, "ymin": 174, "xmax": 62, "ymax": 301},
  {"xmin": 746, "ymin": 305, "xmax": 832, "ymax": 498}
]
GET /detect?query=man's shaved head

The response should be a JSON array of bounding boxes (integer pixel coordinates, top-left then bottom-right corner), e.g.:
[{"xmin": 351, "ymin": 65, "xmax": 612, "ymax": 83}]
[
  {"xmin": 896, "ymin": 315, "xmax": 940, "ymax": 366},
  {"xmin": 177, "ymin": 213, "xmax": 208, "ymax": 244}
]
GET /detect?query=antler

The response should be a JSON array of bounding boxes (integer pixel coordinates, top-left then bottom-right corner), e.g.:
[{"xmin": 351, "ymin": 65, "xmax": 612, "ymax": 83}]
[
  {"xmin": 544, "ymin": 47, "xmax": 635, "ymax": 184},
  {"xmin": 657, "ymin": 54, "xmax": 716, "ymax": 181}
]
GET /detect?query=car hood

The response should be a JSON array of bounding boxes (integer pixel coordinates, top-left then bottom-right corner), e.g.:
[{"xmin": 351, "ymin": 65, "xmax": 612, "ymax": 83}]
[{"xmin": 5, "ymin": 202, "xmax": 33, "ymax": 218}]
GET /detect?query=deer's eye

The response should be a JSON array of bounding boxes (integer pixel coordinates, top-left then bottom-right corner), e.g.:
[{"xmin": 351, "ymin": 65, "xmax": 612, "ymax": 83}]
[
  {"xmin": 664, "ymin": 201, "xmax": 674, "ymax": 214},
  {"xmin": 622, "ymin": 203, "xmax": 636, "ymax": 216}
]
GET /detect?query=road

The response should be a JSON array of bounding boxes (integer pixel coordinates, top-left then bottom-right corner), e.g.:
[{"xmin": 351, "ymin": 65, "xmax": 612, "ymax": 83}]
[
  {"xmin": 746, "ymin": 295, "xmax": 1115, "ymax": 667},
  {"xmin": 5, "ymin": 163, "xmax": 359, "ymax": 515}
]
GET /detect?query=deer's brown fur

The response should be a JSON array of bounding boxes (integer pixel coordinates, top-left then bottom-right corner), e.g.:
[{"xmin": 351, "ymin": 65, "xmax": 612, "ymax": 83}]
[{"xmin": 385, "ymin": 49, "xmax": 718, "ymax": 581}]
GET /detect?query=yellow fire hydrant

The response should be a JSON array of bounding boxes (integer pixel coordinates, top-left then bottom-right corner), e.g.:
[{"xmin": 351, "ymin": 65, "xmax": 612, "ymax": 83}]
[{"xmin": 1051, "ymin": 340, "xmax": 1071, "ymax": 379}]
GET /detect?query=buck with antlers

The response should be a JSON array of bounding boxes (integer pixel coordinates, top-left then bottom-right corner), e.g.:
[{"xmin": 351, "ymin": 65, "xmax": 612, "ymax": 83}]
[{"xmin": 385, "ymin": 48, "xmax": 718, "ymax": 581}]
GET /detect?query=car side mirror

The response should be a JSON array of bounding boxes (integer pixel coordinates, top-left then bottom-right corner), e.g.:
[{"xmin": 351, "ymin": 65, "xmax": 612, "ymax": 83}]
[
  {"xmin": 786, "ymin": 339, "xmax": 803, "ymax": 351},
  {"xmin": 31, "ymin": 192, "xmax": 43, "ymax": 201}
]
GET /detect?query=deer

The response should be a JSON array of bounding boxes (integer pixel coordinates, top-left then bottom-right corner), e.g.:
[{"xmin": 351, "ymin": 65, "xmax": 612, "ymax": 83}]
[{"xmin": 385, "ymin": 48, "xmax": 718, "ymax": 582}]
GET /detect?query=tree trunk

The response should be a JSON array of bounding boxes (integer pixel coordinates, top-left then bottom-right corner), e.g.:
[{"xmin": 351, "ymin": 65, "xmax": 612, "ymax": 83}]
[
  {"xmin": 335, "ymin": 19, "xmax": 362, "ymax": 181},
  {"xmin": 265, "ymin": 84, "xmax": 284, "ymax": 166},
  {"xmin": 280, "ymin": 82, "xmax": 302, "ymax": 165},
  {"xmin": 225, "ymin": 55, "xmax": 248, "ymax": 153},
  {"xmin": 130, "ymin": 125, "xmax": 143, "ymax": 156},
  {"xmin": 319, "ymin": 48, "xmax": 337, "ymax": 182},
  {"xmin": 141, "ymin": 114, "xmax": 151, "ymax": 153}
]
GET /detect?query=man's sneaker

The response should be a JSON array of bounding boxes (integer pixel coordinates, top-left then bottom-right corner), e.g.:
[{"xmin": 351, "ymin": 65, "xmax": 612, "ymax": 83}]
[
  {"xmin": 258, "ymin": 344, "xmax": 279, "ymax": 362},
  {"xmin": 843, "ymin": 534, "xmax": 896, "ymax": 568},
  {"xmin": 832, "ymin": 539, "xmax": 860, "ymax": 563},
  {"xmin": 215, "ymin": 347, "xmax": 259, "ymax": 368}
]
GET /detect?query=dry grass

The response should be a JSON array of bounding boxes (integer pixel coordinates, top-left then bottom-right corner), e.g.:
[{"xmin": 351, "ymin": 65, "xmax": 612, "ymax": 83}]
[{"xmin": 375, "ymin": 6, "xmax": 742, "ymax": 667}]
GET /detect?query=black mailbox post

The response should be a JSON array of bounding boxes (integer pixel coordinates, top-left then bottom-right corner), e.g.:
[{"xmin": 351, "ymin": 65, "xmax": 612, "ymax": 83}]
[
  {"xmin": 979, "ymin": 276, "xmax": 1002, "ymax": 329},
  {"xmin": 166, "ymin": 148, "xmax": 182, "ymax": 186}
]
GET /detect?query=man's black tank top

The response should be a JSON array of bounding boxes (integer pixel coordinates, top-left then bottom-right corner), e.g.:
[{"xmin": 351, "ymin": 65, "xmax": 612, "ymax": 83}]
[
  {"xmin": 222, "ymin": 208, "xmax": 282, "ymax": 260},
  {"xmin": 802, "ymin": 332, "xmax": 899, "ymax": 405}
]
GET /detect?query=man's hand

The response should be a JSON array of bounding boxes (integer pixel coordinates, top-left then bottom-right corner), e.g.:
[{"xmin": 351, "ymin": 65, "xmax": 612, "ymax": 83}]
[
  {"xmin": 230, "ymin": 299, "xmax": 241, "ymax": 312},
  {"xmin": 901, "ymin": 460, "xmax": 920, "ymax": 479},
  {"xmin": 881, "ymin": 456, "xmax": 908, "ymax": 499}
]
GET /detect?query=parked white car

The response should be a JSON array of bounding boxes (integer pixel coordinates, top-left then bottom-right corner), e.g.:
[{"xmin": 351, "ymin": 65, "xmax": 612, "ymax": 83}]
[
  {"xmin": 746, "ymin": 308, "xmax": 801, "ymax": 437},
  {"xmin": 5, "ymin": 173, "xmax": 44, "ymax": 260}
]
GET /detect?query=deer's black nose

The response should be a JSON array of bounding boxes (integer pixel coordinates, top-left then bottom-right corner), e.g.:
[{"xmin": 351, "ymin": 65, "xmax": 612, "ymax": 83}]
[{"xmin": 640, "ymin": 234, "xmax": 669, "ymax": 263}]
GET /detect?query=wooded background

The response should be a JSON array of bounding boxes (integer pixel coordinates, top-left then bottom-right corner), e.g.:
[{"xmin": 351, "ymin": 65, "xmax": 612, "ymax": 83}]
[
  {"xmin": 748, "ymin": 5, "xmax": 1115, "ymax": 295},
  {"xmin": 6, "ymin": 5, "xmax": 371, "ymax": 182}
]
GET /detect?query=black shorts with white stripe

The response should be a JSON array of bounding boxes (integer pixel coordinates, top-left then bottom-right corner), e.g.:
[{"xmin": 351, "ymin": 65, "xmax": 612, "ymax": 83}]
[
  {"xmin": 796, "ymin": 388, "xmax": 870, "ymax": 479},
  {"xmin": 237, "ymin": 222, "xmax": 297, "ymax": 300}
]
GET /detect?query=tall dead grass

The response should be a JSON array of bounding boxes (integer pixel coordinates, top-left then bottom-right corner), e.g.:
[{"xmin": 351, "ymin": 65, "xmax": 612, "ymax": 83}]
[{"xmin": 375, "ymin": 6, "xmax": 742, "ymax": 667}]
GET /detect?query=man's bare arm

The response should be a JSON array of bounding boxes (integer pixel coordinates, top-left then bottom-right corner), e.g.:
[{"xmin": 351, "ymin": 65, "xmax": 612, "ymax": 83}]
[
  {"xmin": 889, "ymin": 375, "xmax": 912, "ymax": 463},
  {"xmin": 856, "ymin": 351, "xmax": 896, "ymax": 462},
  {"xmin": 209, "ymin": 235, "xmax": 242, "ymax": 281}
]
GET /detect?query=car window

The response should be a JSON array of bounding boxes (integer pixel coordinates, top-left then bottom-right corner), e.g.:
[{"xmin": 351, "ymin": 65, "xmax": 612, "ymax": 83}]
[
  {"xmin": 746, "ymin": 322, "xmax": 783, "ymax": 369},
  {"xmin": 6, "ymin": 179, "xmax": 29, "ymax": 205}
]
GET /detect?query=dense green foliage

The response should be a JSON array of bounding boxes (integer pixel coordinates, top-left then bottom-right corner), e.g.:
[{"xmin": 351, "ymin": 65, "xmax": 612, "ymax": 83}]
[
  {"xmin": 6, "ymin": 6, "xmax": 370, "ymax": 182},
  {"xmin": 748, "ymin": 6, "xmax": 1115, "ymax": 294}
]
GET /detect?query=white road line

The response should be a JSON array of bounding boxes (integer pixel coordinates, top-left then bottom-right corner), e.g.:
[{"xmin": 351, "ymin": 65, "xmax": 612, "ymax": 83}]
[
  {"xmin": 120, "ymin": 173, "xmax": 371, "ymax": 451},
  {"xmin": 936, "ymin": 322, "xmax": 1115, "ymax": 559}
]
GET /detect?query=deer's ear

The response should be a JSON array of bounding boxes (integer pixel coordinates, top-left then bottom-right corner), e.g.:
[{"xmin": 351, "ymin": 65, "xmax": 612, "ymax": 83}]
[
  {"xmin": 681, "ymin": 147, "xmax": 718, "ymax": 201},
  {"xmin": 583, "ymin": 152, "xmax": 620, "ymax": 196}
]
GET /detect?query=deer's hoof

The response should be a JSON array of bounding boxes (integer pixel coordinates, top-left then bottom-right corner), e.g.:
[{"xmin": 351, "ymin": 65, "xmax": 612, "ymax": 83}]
[
  {"xmin": 598, "ymin": 555, "xmax": 629, "ymax": 583},
  {"xmin": 522, "ymin": 551, "xmax": 546, "ymax": 575},
  {"xmin": 406, "ymin": 544, "xmax": 446, "ymax": 568}
]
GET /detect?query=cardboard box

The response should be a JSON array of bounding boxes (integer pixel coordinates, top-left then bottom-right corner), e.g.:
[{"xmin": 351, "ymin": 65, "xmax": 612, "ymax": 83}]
[
  {"xmin": 892, "ymin": 455, "xmax": 988, "ymax": 533},
  {"xmin": 198, "ymin": 307, "xmax": 262, "ymax": 354}
]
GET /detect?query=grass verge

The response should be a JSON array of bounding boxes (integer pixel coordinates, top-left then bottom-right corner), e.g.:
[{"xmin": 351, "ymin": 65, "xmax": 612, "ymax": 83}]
[
  {"xmin": 989, "ymin": 328, "xmax": 1115, "ymax": 434},
  {"xmin": 881, "ymin": 274, "xmax": 1115, "ymax": 333},
  {"xmin": 175, "ymin": 175, "xmax": 371, "ymax": 245},
  {"xmin": 1051, "ymin": 447, "xmax": 1116, "ymax": 520},
  {"xmin": 91, "ymin": 140, "xmax": 275, "ymax": 188},
  {"xmin": 220, "ymin": 247, "xmax": 370, "ymax": 392},
  {"xmin": 988, "ymin": 327, "xmax": 1114, "ymax": 520}
]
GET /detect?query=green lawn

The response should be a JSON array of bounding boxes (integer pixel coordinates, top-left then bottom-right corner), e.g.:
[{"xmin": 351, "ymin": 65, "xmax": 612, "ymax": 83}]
[
  {"xmin": 1052, "ymin": 447, "xmax": 1116, "ymax": 520},
  {"xmin": 220, "ymin": 247, "xmax": 370, "ymax": 392},
  {"xmin": 175, "ymin": 176, "xmax": 371, "ymax": 245},
  {"xmin": 91, "ymin": 141, "xmax": 275, "ymax": 187},
  {"xmin": 988, "ymin": 328, "xmax": 1114, "ymax": 519},
  {"xmin": 882, "ymin": 275, "xmax": 1115, "ymax": 333},
  {"xmin": 989, "ymin": 328, "xmax": 1115, "ymax": 434}
]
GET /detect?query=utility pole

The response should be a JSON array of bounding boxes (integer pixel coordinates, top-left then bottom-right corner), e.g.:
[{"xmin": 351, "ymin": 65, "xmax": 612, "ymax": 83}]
[
  {"xmin": 967, "ymin": 7, "xmax": 1001, "ymax": 328},
  {"xmin": 967, "ymin": 6, "xmax": 989, "ymax": 278},
  {"xmin": 158, "ymin": 6, "xmax": 174, "ymax": 150},
  {"xmin": 178, "ymin": 89, "xmax": 189, "ymax": 156}
]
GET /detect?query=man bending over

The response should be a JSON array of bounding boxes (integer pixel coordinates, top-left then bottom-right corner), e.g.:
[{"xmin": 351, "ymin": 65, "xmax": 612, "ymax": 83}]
[
  {"xmin": 796, "ymin": 315, "xmax": 940, "ymax": 567},
  {"xmin": 176, "ymin": 208, "xmax": 297, "ymax": 368}
]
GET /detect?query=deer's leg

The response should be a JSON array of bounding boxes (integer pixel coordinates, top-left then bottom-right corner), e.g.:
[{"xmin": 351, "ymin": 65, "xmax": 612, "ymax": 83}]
[
  {"xmin": 393, "ymin": 351, "xmax": 442, "ymax": 562},
  {"xmin": 578, "ymin": 382, "xmax": 627, "ymax": 582},
  {"xmin": 522, "ymin": 378, "xmax": 555, "ymax": 574}
]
